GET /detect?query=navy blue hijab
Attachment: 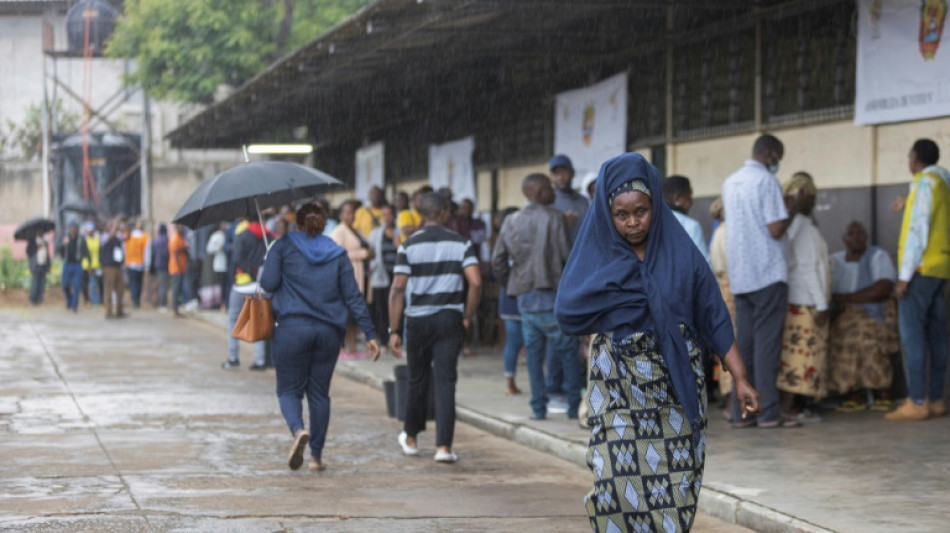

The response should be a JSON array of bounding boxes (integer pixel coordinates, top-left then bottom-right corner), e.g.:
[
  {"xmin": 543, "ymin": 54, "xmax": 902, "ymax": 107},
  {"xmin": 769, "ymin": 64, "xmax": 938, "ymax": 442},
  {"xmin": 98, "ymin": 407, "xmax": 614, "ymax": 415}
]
[{"xmin": 555, "ymin": 153, "xmax": 734, "ymax": 433}]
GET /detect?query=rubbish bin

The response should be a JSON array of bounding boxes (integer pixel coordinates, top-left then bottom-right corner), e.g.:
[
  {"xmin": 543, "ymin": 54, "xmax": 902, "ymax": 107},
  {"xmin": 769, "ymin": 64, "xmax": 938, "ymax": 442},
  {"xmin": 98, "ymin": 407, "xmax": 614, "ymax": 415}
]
[{"xmin": 392, "ymin": 364, "xmax": 435, "ymax": 421}]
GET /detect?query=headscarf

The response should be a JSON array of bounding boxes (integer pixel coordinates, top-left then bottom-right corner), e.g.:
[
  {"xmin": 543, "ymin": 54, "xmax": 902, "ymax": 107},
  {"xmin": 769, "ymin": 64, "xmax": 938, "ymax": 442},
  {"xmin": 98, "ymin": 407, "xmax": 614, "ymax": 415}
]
[
  {"xmin": 556, "ymin": 153, "xmax": 734, "ymax": 435},
  {"xmin": 782, "ymin": 172, "xmax": 817, "ymax": 196}
]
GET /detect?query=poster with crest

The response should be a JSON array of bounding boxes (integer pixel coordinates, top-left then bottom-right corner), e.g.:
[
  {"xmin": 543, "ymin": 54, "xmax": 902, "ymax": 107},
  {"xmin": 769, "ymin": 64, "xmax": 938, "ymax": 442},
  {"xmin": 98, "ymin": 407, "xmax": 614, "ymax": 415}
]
[
  {"xmin": 554, "ymin": 73, "xmax": 628, "ymax": 186},
  {"xmin": 428, "ymin": 136, "xmax": 476, "ymax": 203},
  {"xmin": 855, "ymin": 0, "xmax": 950, "ymax": 125},
  {"xmin": 355, "ymin": 142, "xmax": 385, "ymax": 202}
]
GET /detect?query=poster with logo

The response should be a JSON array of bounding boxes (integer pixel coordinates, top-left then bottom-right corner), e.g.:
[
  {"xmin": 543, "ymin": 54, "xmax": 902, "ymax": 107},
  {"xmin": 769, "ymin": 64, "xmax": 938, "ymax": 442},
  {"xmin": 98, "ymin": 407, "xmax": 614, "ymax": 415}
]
[
  {"xmin": 855, "ymin": 0, "xmax": 950, "ymax": 125},
  {"xmin": 554, "ymin": 72, "xmax": 628, "ymax": 184},
  {"xmin": 429, "ymin": 136, "xmax": 476, "ymax": 203},
  {"xmin": 355, "ymin": 142, "xmax": 385, "ymax": 202}
]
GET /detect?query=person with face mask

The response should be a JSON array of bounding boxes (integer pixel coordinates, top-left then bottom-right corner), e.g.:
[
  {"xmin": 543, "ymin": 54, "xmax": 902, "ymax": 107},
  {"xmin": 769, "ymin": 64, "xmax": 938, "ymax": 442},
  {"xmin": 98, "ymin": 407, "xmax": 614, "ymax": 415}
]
[{"xmin": 721, "ymin": 134, "xmax": 798, "ymax": 428}]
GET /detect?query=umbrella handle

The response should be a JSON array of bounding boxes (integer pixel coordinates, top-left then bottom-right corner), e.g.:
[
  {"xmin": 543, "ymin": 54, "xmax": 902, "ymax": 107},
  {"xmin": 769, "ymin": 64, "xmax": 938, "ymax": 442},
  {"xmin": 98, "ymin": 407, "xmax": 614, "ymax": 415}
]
[{"xmin": 254, "ymin": 197, "xmax": 270, "ymax": 250}]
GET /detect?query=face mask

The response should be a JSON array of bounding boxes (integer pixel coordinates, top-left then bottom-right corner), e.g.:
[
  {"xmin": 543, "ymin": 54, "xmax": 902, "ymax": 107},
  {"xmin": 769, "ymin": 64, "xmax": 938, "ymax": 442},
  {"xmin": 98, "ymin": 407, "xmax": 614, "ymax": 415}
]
[{"xmin": 767, "ymin": 163, "xmax": 780, "ymax": 174}]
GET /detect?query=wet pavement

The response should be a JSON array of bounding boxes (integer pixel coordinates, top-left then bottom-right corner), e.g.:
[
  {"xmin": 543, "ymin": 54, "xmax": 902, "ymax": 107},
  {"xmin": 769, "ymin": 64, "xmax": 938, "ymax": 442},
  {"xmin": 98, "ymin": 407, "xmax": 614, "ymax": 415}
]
[
  {"xmin": 311, "ymin": 323, "xmax": 950, "ymax": 533},
  {"xmin": 0, "ymin": 306, "xmax": 748, "ymax": 532}
]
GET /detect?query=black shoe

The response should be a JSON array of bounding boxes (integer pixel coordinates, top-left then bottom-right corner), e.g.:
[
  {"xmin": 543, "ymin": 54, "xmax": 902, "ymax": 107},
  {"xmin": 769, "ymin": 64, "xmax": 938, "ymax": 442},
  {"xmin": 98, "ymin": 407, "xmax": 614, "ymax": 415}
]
[
  {"xmin": 530, "ymin": 412, "xmax": 547, "ymax": 420},
  {"xmin": 221, "ymin": 360, "xmax": 240, "ymax": 370},
  {"xmin": 248, "ymin": 363, "xmax": 268, "ymax": 371}
]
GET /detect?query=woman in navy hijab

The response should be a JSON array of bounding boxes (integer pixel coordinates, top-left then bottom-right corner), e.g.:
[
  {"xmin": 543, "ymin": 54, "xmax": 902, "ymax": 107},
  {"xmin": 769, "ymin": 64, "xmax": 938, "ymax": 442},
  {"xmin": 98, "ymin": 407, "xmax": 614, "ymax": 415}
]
[{"xmin": 556, "ymin": 153, "xmax": 759, "ymax": 533}]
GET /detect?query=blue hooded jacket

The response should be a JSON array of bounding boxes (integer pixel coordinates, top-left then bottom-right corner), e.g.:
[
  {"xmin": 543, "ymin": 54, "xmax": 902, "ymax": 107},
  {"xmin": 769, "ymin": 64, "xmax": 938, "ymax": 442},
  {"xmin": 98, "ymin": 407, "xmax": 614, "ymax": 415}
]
[{"xmin": 260, "ymin": 232, "xmax": 376, "ymax": 341}]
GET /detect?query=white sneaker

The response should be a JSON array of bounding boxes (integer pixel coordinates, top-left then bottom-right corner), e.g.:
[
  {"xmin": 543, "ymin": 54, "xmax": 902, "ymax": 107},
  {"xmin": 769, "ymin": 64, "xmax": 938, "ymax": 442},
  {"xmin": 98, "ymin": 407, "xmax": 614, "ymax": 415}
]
[
  {"xmin": 398, "ymin": 432, "xmax": 419, "ymax": 456},
  {"xmin": 547, "ymin": 398, "xmax": 568, "ymax": 414},
  {"xmin": 434, "ymin": 450, "xmax": 458, "ymax": 463}
]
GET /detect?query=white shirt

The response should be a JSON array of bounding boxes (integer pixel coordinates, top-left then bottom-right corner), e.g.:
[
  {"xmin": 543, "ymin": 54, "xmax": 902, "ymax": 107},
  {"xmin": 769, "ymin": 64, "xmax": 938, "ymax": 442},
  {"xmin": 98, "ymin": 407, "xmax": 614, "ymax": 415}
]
[
  {"xmin": 205, "ymin": 230, "xmax": 228, "ymax": 273},
  {"xmin": 710, "ymin": 223, "xmax": 727, "ymax": 277},
  {"xmin": 672, "ymin": 210, "xmax": 711, "ymax": 267},
  {"xmin": 786, "ymin": 214, "xmax": 830, "ymax": 311},
  {"xmin": 831, "ymin": 248, "xmax": 896, "ymax": 294},
  {"xmin": 722, "ymin": 160, "xmax": 789, "ymax": 294}
]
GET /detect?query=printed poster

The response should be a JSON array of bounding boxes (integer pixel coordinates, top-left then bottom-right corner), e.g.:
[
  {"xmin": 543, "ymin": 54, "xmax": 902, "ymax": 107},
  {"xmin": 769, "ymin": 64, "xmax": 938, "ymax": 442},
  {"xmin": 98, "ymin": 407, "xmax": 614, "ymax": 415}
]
[
  {"xmin": 554, "ymin": 72, "xmax": 628, "ymax": 185},
  {"xmin": 855, "ymin": 0, "xmax": 950, "ymax": 125},
  {"xmin": 428, "ymin": 136, "xmax": 476, "ymax": 203},
  {"xmin": 355, "ymin": 142, "xmax": 385, "ymax": 202}
]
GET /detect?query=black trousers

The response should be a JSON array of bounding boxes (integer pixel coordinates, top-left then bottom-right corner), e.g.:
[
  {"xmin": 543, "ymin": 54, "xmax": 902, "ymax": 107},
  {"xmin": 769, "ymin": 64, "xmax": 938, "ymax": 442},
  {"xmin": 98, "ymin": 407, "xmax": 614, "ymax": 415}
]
[
  {"xmin": 371, "ymin": 287, "xmax": 390, "ymax": 344},
  {"xmin": 404, "ymin": 310, "xmax": 464, "ymax": 448}
]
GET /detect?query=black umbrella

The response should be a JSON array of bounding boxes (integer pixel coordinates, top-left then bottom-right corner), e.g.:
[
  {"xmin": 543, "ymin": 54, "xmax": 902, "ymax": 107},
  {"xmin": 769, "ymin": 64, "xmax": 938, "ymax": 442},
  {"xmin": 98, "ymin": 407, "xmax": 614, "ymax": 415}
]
[
  {"xmin": 172, "ymin": 161, "xmax": 341, "ymax": 238},
  {"xmin": 14, "ymin": 218, "xmax": 55, "ymax": 241}
]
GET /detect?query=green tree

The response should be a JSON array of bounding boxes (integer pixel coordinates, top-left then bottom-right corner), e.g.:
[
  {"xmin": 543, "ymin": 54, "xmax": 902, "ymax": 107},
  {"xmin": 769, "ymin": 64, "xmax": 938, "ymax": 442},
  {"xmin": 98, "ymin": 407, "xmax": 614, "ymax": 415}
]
[
  {"xmin": 1, "ymin": 101, "xmax": 80, "ymax": 161},
  {"xmin": 108, "ymin": 0, "xmax": 371, "ymax": 104}
]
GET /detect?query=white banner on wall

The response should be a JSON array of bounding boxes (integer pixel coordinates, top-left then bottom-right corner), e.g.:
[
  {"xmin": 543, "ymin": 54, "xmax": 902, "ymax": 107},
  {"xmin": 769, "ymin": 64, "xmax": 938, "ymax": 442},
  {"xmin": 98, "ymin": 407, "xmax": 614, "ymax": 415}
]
[
  {"xmin": 554, "ymin": 72, "xmax": 628, "ymax": 184},
  {"xmin": 355, "ymin": 142, "xmax": 385, "ymax": 202},
  {"xmin": 429, "ymin": 136, "xmax": 476, "ymax": 203},
  {"xmin": 855, "ymin": 0, "xmax": 950, "ymax": 125}
]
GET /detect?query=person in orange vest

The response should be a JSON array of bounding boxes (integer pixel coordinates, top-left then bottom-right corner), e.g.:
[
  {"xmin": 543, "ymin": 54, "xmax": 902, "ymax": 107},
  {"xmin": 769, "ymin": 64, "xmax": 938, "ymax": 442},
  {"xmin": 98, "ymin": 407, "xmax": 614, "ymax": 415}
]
[
  {"xmin": 168, "ymin": 225, "xmax": 189, "ymax": 318},
  {"xmin": 125, "ymin": 221, "xmax": 150, "ymax": 309}
]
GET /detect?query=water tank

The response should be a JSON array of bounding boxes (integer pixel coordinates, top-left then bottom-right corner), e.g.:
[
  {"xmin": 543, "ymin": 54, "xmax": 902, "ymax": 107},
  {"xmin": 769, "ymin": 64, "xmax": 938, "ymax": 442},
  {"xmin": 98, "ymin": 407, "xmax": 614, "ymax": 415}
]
[{"xmin": 66, "ymin": 0, "xmax": 119, "ymax": 56}]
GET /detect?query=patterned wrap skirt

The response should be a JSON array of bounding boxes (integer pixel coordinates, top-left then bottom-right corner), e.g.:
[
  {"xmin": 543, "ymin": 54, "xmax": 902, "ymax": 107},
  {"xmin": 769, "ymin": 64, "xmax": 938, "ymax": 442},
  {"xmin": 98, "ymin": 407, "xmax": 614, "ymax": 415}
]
[
  {"xmin": 585, "ymin": 326, "xmax": 707, "ymax": 533},
  {"xmin": 776, "ymin": 304, "xmax": 828, "ymax": 398},
  {"xmin": 825, "ymin": 301, "xmax": 898, "ymax": 394}
]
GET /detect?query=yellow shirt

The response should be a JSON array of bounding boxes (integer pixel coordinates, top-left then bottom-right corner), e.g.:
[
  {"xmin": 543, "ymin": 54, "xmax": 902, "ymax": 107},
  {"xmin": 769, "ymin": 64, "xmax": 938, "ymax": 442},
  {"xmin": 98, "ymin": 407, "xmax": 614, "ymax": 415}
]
[
  {"xmin": 352, "ymin": 205, "xmax": 384, "ymax": 239},
  {"xmin": 396, "ymin": 209, "xmax": 421, "ymax": 244}
]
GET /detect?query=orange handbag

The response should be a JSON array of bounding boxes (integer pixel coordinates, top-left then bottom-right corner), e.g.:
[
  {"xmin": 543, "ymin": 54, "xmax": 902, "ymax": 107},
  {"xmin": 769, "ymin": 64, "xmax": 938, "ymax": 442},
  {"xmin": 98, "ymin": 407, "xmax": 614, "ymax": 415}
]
[{"xmin": 231, "ymin": 294, "xmax": 274, "ymax": 342}]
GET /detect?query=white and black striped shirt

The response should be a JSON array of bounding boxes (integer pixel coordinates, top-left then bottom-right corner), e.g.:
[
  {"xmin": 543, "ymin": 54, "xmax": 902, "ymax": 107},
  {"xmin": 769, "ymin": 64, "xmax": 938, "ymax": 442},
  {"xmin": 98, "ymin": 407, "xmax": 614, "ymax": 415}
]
[{"xmin": 394, "ymin": 225, "xmax": 478, "ymax": 318}]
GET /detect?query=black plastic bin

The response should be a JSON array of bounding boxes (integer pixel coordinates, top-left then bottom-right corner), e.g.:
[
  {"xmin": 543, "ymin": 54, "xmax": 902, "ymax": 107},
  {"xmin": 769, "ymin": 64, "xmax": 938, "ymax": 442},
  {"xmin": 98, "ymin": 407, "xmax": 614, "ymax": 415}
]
[{"xmin": 392, "ymin": 364, "xmax": 435, "ymax": 421}]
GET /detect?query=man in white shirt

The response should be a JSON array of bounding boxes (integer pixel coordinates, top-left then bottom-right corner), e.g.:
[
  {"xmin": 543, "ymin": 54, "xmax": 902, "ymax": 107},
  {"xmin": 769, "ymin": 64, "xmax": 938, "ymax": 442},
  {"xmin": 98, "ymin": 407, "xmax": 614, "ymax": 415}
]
[
  {"xmin": 722, "ymin": 134, "xmax": 797, "ymax": 427},
  {"xmin": 662, "ymin": 175, "xmax": 711, "ymax": 267},
  {"xmin": 776, "ymin": 172, "xmax": 830, "ymax": 421}
]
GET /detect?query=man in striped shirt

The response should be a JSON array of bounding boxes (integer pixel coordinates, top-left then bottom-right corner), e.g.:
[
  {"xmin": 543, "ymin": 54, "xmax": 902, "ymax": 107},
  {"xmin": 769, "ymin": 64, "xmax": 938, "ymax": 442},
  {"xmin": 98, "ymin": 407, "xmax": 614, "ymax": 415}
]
[{"xmin": 388, "ymin": 193, "xmax": 482, "ymax": 463}]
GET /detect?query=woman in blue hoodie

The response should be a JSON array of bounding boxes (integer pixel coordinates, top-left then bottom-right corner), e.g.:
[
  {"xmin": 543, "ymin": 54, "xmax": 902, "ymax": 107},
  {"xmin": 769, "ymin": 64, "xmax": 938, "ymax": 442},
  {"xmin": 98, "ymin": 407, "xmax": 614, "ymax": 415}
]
[{"xmin": 260, "ymin": 203, "xmax": 380, "ymax": 472}]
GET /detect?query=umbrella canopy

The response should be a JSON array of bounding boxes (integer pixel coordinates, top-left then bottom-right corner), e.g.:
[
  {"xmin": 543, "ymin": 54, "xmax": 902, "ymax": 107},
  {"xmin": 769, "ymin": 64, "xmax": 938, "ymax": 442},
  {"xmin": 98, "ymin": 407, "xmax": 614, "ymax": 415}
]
[
  {"xmin": 14, "ymin": 218, "xmax": 55, "ymax": 241},
  {"xmin": 172, "ymin": 161, "xmax": 341, "ymax": 229}
]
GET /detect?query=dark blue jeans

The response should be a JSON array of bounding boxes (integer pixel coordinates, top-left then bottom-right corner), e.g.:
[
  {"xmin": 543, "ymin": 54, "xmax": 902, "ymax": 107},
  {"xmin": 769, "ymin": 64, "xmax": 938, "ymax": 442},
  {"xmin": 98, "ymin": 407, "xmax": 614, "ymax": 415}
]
[
  {"xmin": 61, "ymin": 262, "xmax": 83, "ymax": 310},
  {"xmin": 898, "ymin": 274, "xmax": 948, "ymax": 403},
  {"xmin": 273, "ymin": 321, "xmax": 341, "ymax": 460},
  {"xmin": 503, "ymin": 319, "xmax": 524, "ymax": 378},
  {"xmin": 127, "ymin": 269, "xmax": 144, "ymax": 307},
  {"xmin": 522, "ymin": 310, "xmax": 582, "ymax": 418}
]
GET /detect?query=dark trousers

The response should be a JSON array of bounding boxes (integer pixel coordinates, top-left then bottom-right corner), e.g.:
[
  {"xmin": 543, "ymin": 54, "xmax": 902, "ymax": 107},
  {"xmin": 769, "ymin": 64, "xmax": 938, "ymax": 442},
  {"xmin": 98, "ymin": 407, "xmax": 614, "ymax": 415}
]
[
  {"xmin": 29, "ymin": 263, "xmax": 47, "ymax": 304},
  {"xmin": 171, "ymin": 273, "xmax": 185, "ymax": 313},
  {"xmin": 156, "ymin": 271, "xmax": 170, "ymax": 308},
  {"xmin": 731, "ymin": 282, "xmax": 787, "ymax": 423},
  {"xmin": 273, "ymin": 321, "xmax": 341, "ymax": 460},
  {"xmin": 81, "ymin": 270, "xmax": 90, "ymax": 304},
  {"xmin": 102, "ymin": 266, "xmax": 125, "ymax": 316},
  {"xmin": 404, "ymin": 310, "xmax": 464, "ymax": 448},
  {"xmin": 217, "ymin": 272, "xmax": 229, "ymax": 309},
  {"xmin": 371, "ymin": 287, "xmax": 390, "ymax": 343},
  {"xmin": 128, "ymin": 269, "xmax": 144, "ymax": 307},
  {"xmin": 898, "ymin": 274, "xmax": 948, "ymax": 402},
  {"xmin": 61, "ymin": 262, "xmax": 83, "ymax": 310}
]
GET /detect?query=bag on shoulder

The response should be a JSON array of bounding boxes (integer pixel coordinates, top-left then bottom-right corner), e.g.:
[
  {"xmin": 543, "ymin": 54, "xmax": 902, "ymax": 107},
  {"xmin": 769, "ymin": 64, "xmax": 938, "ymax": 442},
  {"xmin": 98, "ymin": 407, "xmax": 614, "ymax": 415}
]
[{"xmin": 232, "ymin": 294, "xmax": 274, "ymax": 342}]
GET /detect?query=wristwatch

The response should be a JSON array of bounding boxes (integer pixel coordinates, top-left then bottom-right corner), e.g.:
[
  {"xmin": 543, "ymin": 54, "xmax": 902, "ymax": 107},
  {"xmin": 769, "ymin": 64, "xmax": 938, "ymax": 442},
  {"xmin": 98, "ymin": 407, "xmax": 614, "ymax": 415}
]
[{"xmin": 387, "ymin": 327, "xmax": 400, "ymax": 336}]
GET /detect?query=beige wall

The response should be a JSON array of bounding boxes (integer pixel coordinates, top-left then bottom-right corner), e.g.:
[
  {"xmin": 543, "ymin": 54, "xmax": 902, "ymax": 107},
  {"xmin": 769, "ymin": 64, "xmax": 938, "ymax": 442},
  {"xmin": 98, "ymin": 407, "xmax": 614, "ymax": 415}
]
[
  {"xmin": 651, "ymin": 116, "xmax": 950, "ymax": 198},
  {"xmin": 875, "ymin": 116, "xmax": 950, "ymax": 185},
  {"xmin": 496, "ymin": 163, "xmax": 547, "ymax": 209}
]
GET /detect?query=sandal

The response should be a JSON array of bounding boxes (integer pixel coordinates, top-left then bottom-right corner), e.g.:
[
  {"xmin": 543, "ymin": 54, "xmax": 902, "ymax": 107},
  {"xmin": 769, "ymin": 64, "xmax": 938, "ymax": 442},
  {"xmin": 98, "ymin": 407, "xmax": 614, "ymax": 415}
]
[
  {"xmin": 757, "ymin": 417, "xmax": 801, "ymax": 428},
  {"xmin": 835, "ymin": 400, "xmax": 865, "ymax": 413},
  {"xmin": 287, "ymin": 430, "xmax": 309, "ymax": 470},
  {"xmin": 869, "ymin": 399, "xmax": 893, "ymax": 412}
]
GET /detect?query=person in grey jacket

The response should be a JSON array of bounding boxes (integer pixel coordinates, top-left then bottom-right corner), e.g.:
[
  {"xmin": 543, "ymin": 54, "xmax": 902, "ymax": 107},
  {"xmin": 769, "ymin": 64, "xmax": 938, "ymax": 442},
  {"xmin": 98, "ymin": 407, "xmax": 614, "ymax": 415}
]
[
  {"xmin": 490, "ymin": 173, "xmax": 579, "ymax": 420},
  {"xmin": 368, "ymin": 204, "xmax": 399, "ymax": 346}
]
